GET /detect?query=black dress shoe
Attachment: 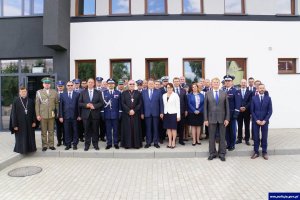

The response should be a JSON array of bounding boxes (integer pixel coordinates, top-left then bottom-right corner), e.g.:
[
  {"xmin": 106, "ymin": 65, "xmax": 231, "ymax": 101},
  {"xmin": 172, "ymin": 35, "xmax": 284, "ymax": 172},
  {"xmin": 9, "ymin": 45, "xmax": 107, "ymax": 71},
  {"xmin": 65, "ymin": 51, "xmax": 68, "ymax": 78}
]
[
  {"xmin": 251, "ymin": 153, "xmax": 259, "ymax": 159},
  {"xmin": 80, "ymin": 138, "xmax": 84, "ymax": 142},
  {"xmin": 73, "ymin": 145, "xmax": 78, "ymax": 150},
  {"xmin": 154, "ymin": 144, "xmax": 160, "ymax": 148},
  {"xmin": 208, "ymin": 155, "xmax": 216, "ymax": 160},
  {"xmin": 65, "ymin": 146, "xmax": 71, "ymax": 150},
  {"xmin": 144, "ymin": 144, "xmax": 151, "ymax": 148},
  {"xmin": 105, "ymin": 145, "xmax": 112, "ymax": 150},
  {"xmin": 114, "ymin": 145, "xmax": 119, "ymax": 149},
  {"xmin": 192, "ymin": 143, "xmax": 196, "ymax": 146},
  {"xmin": 49, "ymin": 146, "xmax": 56, "ymax": 150},
  {"xmin": 94, "ymin": 146, "xmax": 100, "ymax": 150},
  {"xmin": 100, "ymin": 138, "xmax": 106, "ymax": 142},
  {"xmin": 246, "ymin": 141, "xmax": 251, "ymax": 146},
  {"xmin": 235, "ymin": 140, "xmax": 242, "ymax": 144},
  {"xmin": 226, "ymin": 146, "xmax": 230, "ymax": 149},
  {"xmin": 228, "ymin": 147, "xmax": 235, "ymax": 151},
  {"xmin": 57, "ymin": 142, "xmax": 62, "ymax": 147},
  {"xmin": 84, "ymin": 147, "xmax": 89, "ymax": 151},
  {"xmin": 42, "ymin": 147, "xmax": 47, "ymax": 151},
  {"xmin": 205, "ymin": 135, "xmax": 209, "ymax": 139},
  {"xmin": 219, "ymin": 156, "xmax": 226, "ymax": 161},
  {"xmin": 179, "ymin": 141, "xmax": 185, "ymax": 145}
]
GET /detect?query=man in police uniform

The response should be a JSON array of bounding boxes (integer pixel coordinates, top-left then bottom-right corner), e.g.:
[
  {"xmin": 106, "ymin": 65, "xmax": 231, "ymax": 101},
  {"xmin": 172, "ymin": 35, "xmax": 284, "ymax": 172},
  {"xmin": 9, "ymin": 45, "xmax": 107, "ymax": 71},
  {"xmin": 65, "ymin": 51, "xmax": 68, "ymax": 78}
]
[
  {"xmin": 56, "ymin": 80, "xmax": 65, "ymax": 146},
  {"xmin": 160, "ymin": 76, "xmax": 169, "ymax": 94},
  {"xmin": 136, "ymin": 80, "xmax": 143, "ymax": 93},
  {"xmin": 223, "ymin": 75, "xmax": 241, "ymax": 151},
  {"xmin": 101, "ymin": 78, "xmax": 122, "ymax": 149},
  {"xmin": 73, "ymin": 79, "xmax": 85, "ymax": 142},
  {"xmin": 35, "ymin": 77, "xmax": 59, "ymax": 151},
  {"xmin": 96, "ymin": 77, "xmax": 107, "ymax": 142}
]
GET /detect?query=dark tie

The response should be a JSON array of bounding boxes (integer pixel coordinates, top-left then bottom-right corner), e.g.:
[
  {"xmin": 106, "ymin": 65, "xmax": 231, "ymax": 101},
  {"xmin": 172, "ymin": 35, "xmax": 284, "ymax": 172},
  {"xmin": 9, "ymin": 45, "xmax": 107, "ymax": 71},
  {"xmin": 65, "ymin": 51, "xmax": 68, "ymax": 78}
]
[
  {"xmin": 110, "ymin": 91, "xmax": 113, "ymax": 95},
  {"xmin": 176, "ymin": 88, "xmax": 179, "ymax": 95},
  {"xmin": 260, "ymin": 96, "xmax": 263, "ymax": 106},
  {"xmin": 150, "ymin": 89, "xmax": 153, "ymax": 100},
  {"xmin": 68, "ymin": 92, "xmax": 72, "ymax": 99},
  {"xmin": 215, "ymin": 91, "xmax": 219, "ymax": 105}
]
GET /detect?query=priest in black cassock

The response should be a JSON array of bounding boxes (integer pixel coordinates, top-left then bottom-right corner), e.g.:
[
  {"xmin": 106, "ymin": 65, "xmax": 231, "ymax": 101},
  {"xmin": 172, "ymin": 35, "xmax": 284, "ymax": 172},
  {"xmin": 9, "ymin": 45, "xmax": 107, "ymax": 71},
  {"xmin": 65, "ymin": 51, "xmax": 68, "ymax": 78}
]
[
  {"xmin": 121, "ymin": 80, "xmax": 143, "ymax": 149},
  {"xmin": 9, "ymin": 86, "xmax": 37, "ymax": 154}
]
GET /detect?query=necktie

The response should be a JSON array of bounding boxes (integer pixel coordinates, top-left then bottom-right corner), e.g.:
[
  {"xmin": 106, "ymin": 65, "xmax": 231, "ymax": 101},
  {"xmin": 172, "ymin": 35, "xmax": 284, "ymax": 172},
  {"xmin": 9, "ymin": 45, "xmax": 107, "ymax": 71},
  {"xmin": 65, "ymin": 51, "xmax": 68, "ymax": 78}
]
[
  {"xmin": 260, "ymin": 96, "xmax": 263, "ymax": 105},
  {"xmin": 89, "ymin": 90, "xmax": 93, "ymax": 101},
  {"xmin": 242, "ymin": 90, "xmax": 245, "ymax": 99},
  {"xmin": 68, "ymin": 92, "xmax": 72, "ymax": 99},
  {"xmin": 215, "ymin": 91, "xmax": 219, "ymax": 105},
  {"xmin": 110, "ymin": 91, "xmax": 113, "ymax": 95},
  {"xmin": 150, "ymin": 89, "xmax": 153, "ymax": 100},
  {"xmin": 176, "ymin": 88, "xmax": 179, "ymax": 95}
]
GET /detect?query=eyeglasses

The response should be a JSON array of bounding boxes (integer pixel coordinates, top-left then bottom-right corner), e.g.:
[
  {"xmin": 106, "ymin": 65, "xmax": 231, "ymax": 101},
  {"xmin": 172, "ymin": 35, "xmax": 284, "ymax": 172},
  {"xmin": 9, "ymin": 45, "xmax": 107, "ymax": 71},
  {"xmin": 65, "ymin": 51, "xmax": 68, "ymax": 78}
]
[
  {"xmin": 67, "ymin": 85, "xmax": 73, "ymax": 87},
  {"xmin": 129, "ymin": 84, "xmax": 135, "ymax": 85}
]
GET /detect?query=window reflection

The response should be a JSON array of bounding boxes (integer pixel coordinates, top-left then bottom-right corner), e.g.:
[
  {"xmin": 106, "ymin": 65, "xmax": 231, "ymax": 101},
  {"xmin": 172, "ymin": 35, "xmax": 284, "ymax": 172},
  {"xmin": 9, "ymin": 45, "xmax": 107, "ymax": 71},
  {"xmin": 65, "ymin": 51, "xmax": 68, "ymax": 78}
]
[
  {"xmin": 111, "ymin": 0, "xmax": 130, "ymax": 14},
  {"xmin": 21, "ymin": 59, "xmax": 53, "ymax": 74},
  {"xmin": 3, "ymin": 0, "xmax": 22, "ymax": 16},
  {"xmin": 34, "ymin": 0, "xmax": 44, "ymax": 14},
  {"xmin": 225, "ymin": 0, "xmax": 243, "ymax": 14},
  {"xmin": 0, "ymin": 60, "xmax": 19, "ymax": 73},
  {"xmin": 146, "ymin": 0, "xmax": 166, "ymax": 14},
  {"xmin": 78, "ymin": 0, "xmax": 95, "ymax": 15},
  {"xmin": 111, "ymin": 60, "xmax": 131, "ymax": 82},
  {"xmin": 183, "ymin": 60, "xmax": 204, "ymax": 84},
  {"xmin": 276, "ymin": 0, "xmax": 292, "ymax": 14},
  {"xmin": 146, "ymin": 59, "xmax": 168, "ymax": 80},
  {"xmin": 183, "ymin": 0, "xmax": 201, "ymax": 13}
]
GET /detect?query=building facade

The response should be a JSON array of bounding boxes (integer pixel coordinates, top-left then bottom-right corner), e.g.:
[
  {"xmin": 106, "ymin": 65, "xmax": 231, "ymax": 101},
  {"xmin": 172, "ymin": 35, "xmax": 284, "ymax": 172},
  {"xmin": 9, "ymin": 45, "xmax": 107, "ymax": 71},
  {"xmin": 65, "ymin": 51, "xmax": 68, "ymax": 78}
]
[{"xmin": 1, "ymin": 0, "xmax": 300, "ymax": 129}]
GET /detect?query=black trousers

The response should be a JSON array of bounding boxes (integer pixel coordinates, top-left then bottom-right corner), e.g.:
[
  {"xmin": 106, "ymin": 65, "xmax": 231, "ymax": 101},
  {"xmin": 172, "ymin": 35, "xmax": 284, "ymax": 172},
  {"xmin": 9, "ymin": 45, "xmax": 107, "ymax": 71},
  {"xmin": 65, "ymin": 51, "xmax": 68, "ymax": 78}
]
[
  {"xmin": 177, "ymin": 114, "xmax": 185, "ymax": 143},
  {"xmin": 83, "ymin": 115, "xmax": 100, "ymax": 148},
  {"xmin": 99, "ymin": 118, "xmax": 106, "ymax": 139},
  {"xmin": 77, "ymin": 120, "xmax": 84, "ymax": 140},
  {"xmin": 55, "ymin": 118, "xmax": 64, "ymax": 144},
  {"xmin": 237, "ymin": 111, "xmax": 251, "ymax": 142}
]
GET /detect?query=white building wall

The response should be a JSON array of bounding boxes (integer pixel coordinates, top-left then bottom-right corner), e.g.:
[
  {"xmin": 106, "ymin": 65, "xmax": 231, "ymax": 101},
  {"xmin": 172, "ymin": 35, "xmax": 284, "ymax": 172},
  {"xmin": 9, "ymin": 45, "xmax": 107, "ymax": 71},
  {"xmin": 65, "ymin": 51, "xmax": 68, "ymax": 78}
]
[{"xmin": 70, "ymin": 20, "xmax": 300, "ymax": 128}]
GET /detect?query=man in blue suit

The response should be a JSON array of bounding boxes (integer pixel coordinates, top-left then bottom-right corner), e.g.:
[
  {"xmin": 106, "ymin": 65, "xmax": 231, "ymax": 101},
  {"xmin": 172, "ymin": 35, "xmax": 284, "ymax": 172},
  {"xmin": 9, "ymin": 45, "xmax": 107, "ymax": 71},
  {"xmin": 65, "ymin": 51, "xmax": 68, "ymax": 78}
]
[
  {"xmin": 101, "ymin": 79, "xmax": 122, "ymax": 149},
  {"xmin": 223, "ymin": 75, "xmax": 241, "ymax": 151},
  {"xmin": 141, "ymin": 79, "xmax": 164, "ymax": 148},
  {"xmin": 251, "ymin": 84, "xmax": 272, "ymax": 160},
  {"xmin": 236, "ymin": 79, "xmax": 253, "ymax": 145},
  {"xmin": 59, "ymin": 81, "xmax": 80, "ymax": 150}
]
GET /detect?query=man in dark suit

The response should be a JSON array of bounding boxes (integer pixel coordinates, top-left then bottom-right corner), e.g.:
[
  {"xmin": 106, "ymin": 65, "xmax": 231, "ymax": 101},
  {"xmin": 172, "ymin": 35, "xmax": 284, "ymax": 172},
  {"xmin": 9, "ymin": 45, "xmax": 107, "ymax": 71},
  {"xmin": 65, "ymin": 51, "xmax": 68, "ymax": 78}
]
[
  {"xmin": 173, "ymin": 77, "xmax": 188, "ymax": 145},
  {"xmin": 79, "ymin": 78, "xmax": 104, "ymax": 151},
  {"xmin": 101, "ymin": 79, "xmax": 122, "ymax": 150},
  {"xmin": 56, "ymin": 80, "xmax": 65, "ymax": 146},
  {"xmin": 251, "ymin": 84, "xmax": 272, "ymax": 160},
  {"xmin": 204, "ymin": 77, "xmax": 230, "ymax": 161},
  {"xmin": 59, "ymin": 81, "xmax": 80, "ymax": 150},
  {"xmin": 247, "ymin": 77, "xmax": 255, "ymax": 93},
  {"xmin": 236, "ymin": 79, "xmax": 252, "ymax": 145},
  {"xmin": 141, "ymin": 79, "xmax": 164, "ymax": 148}
]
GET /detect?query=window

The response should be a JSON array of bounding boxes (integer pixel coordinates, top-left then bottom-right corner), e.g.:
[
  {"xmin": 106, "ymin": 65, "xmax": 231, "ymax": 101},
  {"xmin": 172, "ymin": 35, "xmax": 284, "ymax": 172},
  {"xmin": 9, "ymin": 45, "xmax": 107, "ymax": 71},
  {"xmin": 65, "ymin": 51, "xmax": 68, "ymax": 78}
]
[
  {"xmin": 182, "ymin": 0, "xmax": 203, "ymax": 14},
  {"xmin": 33, "ymin": 0, "xmax": 44, "ymax": 14},
  {"xmin": 145, "ymin": 0, "xmax": 167, "ymax": 14},
  {"xmin": 21, "ymin": 59, "xmax": 53, "ymax": 73},
  {"xmin": 145, "ymin": 58, "xmax": 168, "ymax": 80},
  {"xmin": 276, "ymin": 0, "xmax": 295, "ymax": 15},
  {"xmin": 110, "ymin": 59, "xmax": 131, "ymax": 82},
  {"xmin": 224, "ymin": 0, "xmax": 245, "ymax": 14},
  {"xmin": 183, "ymin": 59, "xmax": 205, "ymax": 84},
  {"xmin": 278, "ymin": 58, "xmax": 296, "ymax": 74},
  {"xmin": 75, "ymin": 60, "xmax": 96, "ymax": 81},
  {"xmin": 3, "ymin": 0, "xmax": 22, "ymax": 16},
  {"xmin": 0, "ymin": 0, "xmax": 44, "ymax": 17},
  {"xmin": 226, "ymin": 58, "xmax": 247, "ymax": 86},
  {"xmin": 0, "ymin": 60, "xmax": 19, "ymax": 74},
  {"xmin": 76, "ymin": 0, "xmax": 96, "ymax": 16},
  {"xmin": 110, "ymin": 0, "xmax": 130, "ymax": 15}
]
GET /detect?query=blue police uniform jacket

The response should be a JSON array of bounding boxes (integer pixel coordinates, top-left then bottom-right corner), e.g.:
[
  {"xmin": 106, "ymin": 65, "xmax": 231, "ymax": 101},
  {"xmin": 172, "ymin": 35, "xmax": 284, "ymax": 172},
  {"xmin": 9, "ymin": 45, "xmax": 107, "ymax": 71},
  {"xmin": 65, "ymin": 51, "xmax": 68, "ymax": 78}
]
[
  {"xmin": 101, "ymin": 90, "xmax": 122, "ymax": 120},
  {"xmin": 223, "ymin": 87, "xmax": 241, "ymax": 119}
]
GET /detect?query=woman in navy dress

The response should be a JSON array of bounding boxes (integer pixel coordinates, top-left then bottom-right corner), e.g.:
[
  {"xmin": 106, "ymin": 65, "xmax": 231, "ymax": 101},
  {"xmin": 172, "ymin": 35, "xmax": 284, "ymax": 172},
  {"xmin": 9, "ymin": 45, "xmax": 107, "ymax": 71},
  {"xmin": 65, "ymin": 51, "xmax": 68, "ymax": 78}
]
[
  {"xmin": 187, "ymin": 83, "xmax": 204, "ymax": 145},
  {"xmin": 162, "ymin": 83, "xmax": 180, "ymax": 148}
]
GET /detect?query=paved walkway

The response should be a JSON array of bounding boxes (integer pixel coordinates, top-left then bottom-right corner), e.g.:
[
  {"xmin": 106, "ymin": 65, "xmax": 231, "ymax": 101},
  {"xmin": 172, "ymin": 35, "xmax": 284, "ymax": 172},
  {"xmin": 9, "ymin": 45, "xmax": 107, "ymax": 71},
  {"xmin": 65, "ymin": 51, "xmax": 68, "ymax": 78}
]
[{"xmin": 0, "ymin": 155, "xmax": 299, "ymax": 200}]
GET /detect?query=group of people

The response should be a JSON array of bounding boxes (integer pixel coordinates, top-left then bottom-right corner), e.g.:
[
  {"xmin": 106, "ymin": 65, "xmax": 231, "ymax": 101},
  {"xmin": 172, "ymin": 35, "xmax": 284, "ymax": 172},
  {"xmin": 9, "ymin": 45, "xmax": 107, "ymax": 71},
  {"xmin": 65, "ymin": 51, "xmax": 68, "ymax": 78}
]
[{"xmin": 9, "ymin": 74, "xmax": 272, "ymax": 161}]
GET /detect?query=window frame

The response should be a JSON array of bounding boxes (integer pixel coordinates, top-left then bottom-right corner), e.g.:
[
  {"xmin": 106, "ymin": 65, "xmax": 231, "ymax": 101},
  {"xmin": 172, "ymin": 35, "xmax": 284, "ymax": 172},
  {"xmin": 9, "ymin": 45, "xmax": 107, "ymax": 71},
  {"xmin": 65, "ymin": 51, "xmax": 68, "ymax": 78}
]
[
  {"xmin": 109, "ymin": 0, "xmax": 131, "ymax": 16},
  {"xmin": 75, "ymin": 59, "xmax": 96, "ymax": 80},
  {"xmin": 0, "ymin": 0, "xmax": 44, "ymax": 17},
  {"xmin": 182, "ymin": 58, "xmax": 205, "ymax": 83},
  {"xmin": 181, "ymin": 0, "xmax": 204, "ymax": 14},
  {"xmin": 276, "ymin": 0, "xmax": 296, "ymax": 15},
  {"xmin": 224, "ymin": 0, "xmax": 245, "ymax": 15},
  {"xmin": 145, "ymin": 58, "xmax": 168, "ymax": 80},
  {"xmin": 278, "ymin": 58, "xmax": 297, "ymax": 74},
  {"xmin": 145, "ymin": 0, "xmax": 168, "ymax": 15},
  {"xmin": 226, "ymin": 58, "xmax": 247, "ymax": 85},
  {"xmin": 110, "ymin": 59, "xmax": 132, "ymax": 81},
  {"xmin": 75, "ymin": 0, "xmax": 96, "ymax": 17}
]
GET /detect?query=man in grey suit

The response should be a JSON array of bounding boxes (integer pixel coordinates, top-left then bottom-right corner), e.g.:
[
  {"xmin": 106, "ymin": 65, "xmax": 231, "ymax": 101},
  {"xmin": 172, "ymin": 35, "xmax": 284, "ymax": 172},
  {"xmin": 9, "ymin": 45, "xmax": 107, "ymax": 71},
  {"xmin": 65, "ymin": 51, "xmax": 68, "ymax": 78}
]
[{"xmin": 204, "ymin": 77, "xmax": 230, "ymax": 161}]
